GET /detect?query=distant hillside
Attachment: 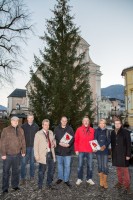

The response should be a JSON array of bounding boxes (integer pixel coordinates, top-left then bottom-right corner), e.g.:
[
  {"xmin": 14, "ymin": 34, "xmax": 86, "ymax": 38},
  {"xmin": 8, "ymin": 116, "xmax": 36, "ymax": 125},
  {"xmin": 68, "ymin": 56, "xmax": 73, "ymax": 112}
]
[
  {"xmin": 101, "ymin": 84, "xmax": 124, "ymax": 100},
  {"xmin": 0, "ymin": 105, "xmax": 7, "ymax": 111}
]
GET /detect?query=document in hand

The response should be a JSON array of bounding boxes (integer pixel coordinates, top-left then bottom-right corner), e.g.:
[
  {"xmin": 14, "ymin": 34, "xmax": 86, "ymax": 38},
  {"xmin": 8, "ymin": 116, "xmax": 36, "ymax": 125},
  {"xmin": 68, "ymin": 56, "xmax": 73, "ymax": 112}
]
[
  {"xmin": 60, "ymin": 132, "xmax": 73, "ymax": 144},
  {"xmin": 89, "ymin": 140, "xmax": 100, "ymax": 151}
]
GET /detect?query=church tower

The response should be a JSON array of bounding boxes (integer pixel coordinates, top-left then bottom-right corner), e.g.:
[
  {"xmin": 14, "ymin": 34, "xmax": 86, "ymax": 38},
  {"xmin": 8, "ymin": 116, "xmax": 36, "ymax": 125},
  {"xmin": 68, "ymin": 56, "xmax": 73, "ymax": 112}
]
[{"xmin": 78, "ymin": 37, "xmax": 102, "ymax": 102}]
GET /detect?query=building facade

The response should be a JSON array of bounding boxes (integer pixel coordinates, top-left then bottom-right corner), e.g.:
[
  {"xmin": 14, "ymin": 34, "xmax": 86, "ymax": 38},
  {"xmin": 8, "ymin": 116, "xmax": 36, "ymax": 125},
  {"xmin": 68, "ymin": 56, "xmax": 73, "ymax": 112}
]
[
  {"xmin": 78, "ymin": 38, "xmax": 102, "ymax": 100},
  {"xmin": 7, "ymin": 89, "xmax": 29, "ymax": 123},
  {"xmin": 98, "ymin": 97, "xmax": 112, "ymax": 120},
  {"xmin": 121, "ymin": 66, "xmax": 133, "ymax": 127},
  {"xmin": 26, "ymin": 38, "xmax": 102, "ymax": 115}
]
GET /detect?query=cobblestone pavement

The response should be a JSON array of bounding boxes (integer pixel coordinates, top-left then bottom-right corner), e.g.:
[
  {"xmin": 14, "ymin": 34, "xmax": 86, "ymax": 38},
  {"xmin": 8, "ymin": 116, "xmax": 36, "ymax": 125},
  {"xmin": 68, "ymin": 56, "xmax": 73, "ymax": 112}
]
[{"xmin": 0, "ymin": 156, "xmax": 132, "ymax": 200}]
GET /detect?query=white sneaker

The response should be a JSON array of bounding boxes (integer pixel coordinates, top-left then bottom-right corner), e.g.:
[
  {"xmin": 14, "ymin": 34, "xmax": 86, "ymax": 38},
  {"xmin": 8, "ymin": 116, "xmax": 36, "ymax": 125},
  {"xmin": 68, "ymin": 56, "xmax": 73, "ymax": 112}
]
[
  {"xmin": 76, "ymin": 179, "xmax": 82, "ymax": 185},
  {"xmin": 86, "ymin": 179, "xmax": 95, "ymax": 185}
]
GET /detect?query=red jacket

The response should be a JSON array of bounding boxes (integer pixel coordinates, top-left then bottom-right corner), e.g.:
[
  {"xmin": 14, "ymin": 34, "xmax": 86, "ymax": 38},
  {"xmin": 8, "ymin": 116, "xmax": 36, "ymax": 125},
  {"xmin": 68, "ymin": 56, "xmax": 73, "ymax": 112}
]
[{"xmin": 74, "ymin": 125, "xmax": 95, "ymax": 153}]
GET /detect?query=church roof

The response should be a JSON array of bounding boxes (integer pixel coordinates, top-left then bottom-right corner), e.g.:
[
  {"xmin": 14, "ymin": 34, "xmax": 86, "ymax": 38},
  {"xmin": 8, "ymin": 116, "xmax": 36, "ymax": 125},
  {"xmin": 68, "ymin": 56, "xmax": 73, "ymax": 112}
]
[
  {"xmin": 80, "ymin": 37, "xmax": 101, "ymax": 68},
  {"xmin": 80, "ymin": 37, "xmax": 90, "ymax": 47},
  {"xmin": 8, "ymin": 89, "xmax": 26, "ymax": 98}
]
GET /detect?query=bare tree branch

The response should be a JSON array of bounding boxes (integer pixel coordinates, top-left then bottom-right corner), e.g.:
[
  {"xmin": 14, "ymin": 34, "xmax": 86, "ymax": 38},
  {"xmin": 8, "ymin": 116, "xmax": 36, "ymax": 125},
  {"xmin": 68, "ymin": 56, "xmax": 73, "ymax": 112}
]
[{"xmin": 0, "ymin": 0, "xmax": 33, "ymax": 85}]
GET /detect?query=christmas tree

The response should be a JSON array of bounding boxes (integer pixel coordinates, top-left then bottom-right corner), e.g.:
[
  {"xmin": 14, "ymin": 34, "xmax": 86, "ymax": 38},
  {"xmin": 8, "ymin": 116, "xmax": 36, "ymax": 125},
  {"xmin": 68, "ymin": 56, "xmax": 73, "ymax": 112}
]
[{"xmin": 29, "ymin": 0, "xmax": 94, "ymax": 129}]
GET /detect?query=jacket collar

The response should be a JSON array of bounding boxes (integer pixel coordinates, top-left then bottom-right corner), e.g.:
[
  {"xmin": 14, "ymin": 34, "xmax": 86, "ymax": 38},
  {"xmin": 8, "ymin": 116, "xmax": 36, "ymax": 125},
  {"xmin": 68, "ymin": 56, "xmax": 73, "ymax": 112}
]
[
  {"xmin": 10, "ymin": 125, "xmax": 18, "ymax": 129},
  {"xmin": 40, "ymin": 129, "xmax": 51, "ymax": 134},
  {"xmin": 97, "ymin": 127, "xmax": 106, "ymax": 131},
  {"xmin": 27, "ymin": 122, "xmax": 34, "ymax": 126},
  {"xmin": 115, "ymin": 126, "xmax": 122, "ymax": 134},
  {"xmin": 82, "ymin": 125, "xmax": 90, "ymax": 129},
  {"xmin": 58, "ymin": 124, "xmax": 68, "ymax": 130},
  {"xmin": 82, "ymin": 125, "xmax": 90, "ymax": 133}
]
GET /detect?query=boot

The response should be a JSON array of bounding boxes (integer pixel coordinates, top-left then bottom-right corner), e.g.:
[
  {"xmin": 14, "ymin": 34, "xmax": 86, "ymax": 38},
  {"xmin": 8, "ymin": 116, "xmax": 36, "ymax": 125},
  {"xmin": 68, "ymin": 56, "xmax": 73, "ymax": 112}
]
[
  {"xmin": 124, "ymin": 186, "xmax": 131, "ymax": 195},
  {"xmin": 114, "ymin": 182, "xmax": 123, "ymax": 189},
  {"xmin": 98, "ymin": 173, "xmax": 104, "ymax": 187},
  {"xmin": 20, "ymin": 179, "xmax": 26, "ymax": 186},
  {"xmin": 103, "ymin": 174, "xmax": 108, "ymax": 189}
]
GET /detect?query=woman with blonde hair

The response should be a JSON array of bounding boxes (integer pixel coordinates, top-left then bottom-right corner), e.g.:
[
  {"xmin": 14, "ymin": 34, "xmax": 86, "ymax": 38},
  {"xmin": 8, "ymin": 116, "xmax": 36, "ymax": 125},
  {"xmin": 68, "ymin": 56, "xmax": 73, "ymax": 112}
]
[{"xmin": 95, "ymin": 119, "xmax": 111, "ymax": 189}]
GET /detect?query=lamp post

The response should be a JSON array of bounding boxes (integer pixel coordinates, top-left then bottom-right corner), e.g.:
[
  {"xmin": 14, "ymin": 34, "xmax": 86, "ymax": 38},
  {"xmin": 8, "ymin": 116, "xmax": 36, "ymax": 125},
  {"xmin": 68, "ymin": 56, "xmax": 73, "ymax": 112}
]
[
  {"xmin": 111, "ymin": 106, "xmax": 120, "ymax": 124},
  {"xmin": 96, "ymin": 97, "xmax": 102, "ymax": 124},
  {"xmin": 97, "ymin": 102, "xmax": 99, "ymax": 124},
  {"xmin": 111, "ymin": 106, "xmax": 117, "ymax": 116}
]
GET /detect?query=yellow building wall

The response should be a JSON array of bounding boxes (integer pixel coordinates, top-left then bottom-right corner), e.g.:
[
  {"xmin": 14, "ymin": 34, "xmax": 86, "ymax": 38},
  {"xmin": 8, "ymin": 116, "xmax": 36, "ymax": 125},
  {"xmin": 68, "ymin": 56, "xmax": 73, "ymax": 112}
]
[{"xmin": 125, "ymin": 69, "xmax": 133, "ymax": 127}]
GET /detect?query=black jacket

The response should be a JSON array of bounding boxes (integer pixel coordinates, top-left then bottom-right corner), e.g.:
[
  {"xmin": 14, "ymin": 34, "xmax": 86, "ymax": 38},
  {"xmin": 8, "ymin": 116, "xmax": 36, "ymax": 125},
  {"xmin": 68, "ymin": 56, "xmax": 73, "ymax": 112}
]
[
  {"xmin": 111, "ymin": 127, "xmax": 131, "ymax": 167},
  {"xmin": 54, "ymin": 124, "xmax": 74, "ymax": 156},
  {"xmin": 21, "ymin": 122, "xmax": 39, "ymax": 147}
]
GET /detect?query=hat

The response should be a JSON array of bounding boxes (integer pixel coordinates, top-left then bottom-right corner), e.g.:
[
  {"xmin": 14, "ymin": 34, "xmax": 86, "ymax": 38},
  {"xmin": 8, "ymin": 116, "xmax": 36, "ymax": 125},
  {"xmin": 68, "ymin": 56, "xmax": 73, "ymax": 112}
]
[{"xmin": 11, "ymin": 116, "xmax": 19, "ymax": 121}]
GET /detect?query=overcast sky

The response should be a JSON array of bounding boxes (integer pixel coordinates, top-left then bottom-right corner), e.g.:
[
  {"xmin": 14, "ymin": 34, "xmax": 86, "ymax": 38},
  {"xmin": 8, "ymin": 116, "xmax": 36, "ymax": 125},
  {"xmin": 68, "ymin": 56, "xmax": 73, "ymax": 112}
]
[{"xmin": 0, "ymin": 0, "xmax": 133, "ymax": 106}]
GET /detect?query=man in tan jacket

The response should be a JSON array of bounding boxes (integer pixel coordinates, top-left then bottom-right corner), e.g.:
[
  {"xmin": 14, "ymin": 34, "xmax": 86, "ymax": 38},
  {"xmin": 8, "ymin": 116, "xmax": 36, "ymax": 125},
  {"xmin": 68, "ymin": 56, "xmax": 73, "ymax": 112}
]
[
  {"xmin": 1, "ymin": 116, "xmax": 26, "ymax": 195},
  {"xmin": 34, "ymin": 119, "xmax": 56, "ymax": 190}
]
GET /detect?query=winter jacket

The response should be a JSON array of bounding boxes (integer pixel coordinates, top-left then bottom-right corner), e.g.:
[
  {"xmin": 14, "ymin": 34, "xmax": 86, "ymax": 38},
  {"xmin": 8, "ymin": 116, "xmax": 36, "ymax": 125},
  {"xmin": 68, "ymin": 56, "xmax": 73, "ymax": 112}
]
[
  {"xmin": 34, "ymin": 129, "xmax": 56, "ymax": 164},
  {"xmin": 22, "ymin": 122, "xmax": 39, "ymax": 148},
  {"xmin": 94, "ymin": 127, "xmax": 111, "ymax": 155},
  {"xmin": 74, "ymin": 125, "xmax": 95, "ymax": 153},
  {"xmin": 54, "ymin": 124, "xmax": 74, "ymax": 156},
  {"xmin": 111, "ymin": 127, "xmax": 131, "ymax": 167},
  {"xmin": 1, "ymin": 125, "xmax": 26, "ymax": 156}
]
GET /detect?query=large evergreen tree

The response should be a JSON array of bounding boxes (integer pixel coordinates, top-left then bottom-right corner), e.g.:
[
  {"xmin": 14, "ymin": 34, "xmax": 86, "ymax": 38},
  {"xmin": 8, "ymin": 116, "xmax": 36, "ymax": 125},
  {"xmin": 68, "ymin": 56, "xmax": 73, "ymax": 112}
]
[{"xmin": 29, "ymin": 0, "xmax": 94, "ymax": 129}]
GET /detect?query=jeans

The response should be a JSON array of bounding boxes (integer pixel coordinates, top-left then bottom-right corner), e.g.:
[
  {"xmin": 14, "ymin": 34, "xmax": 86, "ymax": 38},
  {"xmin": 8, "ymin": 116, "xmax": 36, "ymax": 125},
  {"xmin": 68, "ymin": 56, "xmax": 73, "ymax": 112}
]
[
  {"xmin": 96, "ymin": 154, "xmax": 108, "ymax": 175},
  {"xmin": 2, "ymin": 154, "xmax": 20, "ymax": 192},
  {"xmin": 117, "ymin": 167, "xmax": 130, "ymax": 189},
  {"xmin": 56, "ymin": 155, "xmax": 71, "ymax": 182},
  {"xmin": 38, "ymin": 152, "xmax": 55, "ymax": 188},
  {"xmin": 21, "ymin": 147, "xmax": 35, "ymax": 179},
  {"xmin": 78, "ymin": 152, "xmax": 93, "ymax": 180}
]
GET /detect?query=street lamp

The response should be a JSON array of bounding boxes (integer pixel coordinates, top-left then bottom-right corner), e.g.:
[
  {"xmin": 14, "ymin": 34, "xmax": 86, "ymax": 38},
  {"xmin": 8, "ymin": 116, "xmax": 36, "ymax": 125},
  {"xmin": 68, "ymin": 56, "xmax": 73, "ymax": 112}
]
[
  {"xmin": 111, "ymin": 106, "xmax": 118, "ymax": 116},
  {"xmin": 96, "ymin": 96, "xmax": 101, "ymax": 124}
]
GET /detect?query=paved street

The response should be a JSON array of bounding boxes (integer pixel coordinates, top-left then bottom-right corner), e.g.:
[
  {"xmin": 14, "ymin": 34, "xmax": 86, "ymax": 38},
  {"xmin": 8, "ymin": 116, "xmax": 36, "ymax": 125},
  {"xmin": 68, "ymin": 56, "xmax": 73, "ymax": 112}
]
[{"xmin": 0, "ymin": 156, "xmax": 132, "ymax": 200}]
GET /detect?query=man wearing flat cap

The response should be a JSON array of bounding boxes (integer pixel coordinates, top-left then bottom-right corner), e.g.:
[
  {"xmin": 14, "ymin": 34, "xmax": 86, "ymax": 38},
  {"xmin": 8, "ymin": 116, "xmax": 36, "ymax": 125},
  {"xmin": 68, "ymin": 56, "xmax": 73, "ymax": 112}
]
[{"xmin": 1, "ymin": 116, "xmax": 26, "ymax": 195}]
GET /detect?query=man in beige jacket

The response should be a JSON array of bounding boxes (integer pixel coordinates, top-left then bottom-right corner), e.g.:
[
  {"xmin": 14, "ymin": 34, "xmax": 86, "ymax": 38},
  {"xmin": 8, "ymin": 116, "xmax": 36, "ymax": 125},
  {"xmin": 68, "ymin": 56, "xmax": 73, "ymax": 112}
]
[{"xmin": 34, "ymin": 119, "xmax": 56, "ymax": 190}]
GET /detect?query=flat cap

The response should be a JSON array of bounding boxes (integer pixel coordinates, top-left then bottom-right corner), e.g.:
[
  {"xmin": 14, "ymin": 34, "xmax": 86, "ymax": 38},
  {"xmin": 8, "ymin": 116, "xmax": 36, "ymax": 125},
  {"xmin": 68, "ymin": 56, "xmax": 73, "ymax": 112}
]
[{"xmin": 11, "ymin": 116, "xmax": 19, "ymax": 120}]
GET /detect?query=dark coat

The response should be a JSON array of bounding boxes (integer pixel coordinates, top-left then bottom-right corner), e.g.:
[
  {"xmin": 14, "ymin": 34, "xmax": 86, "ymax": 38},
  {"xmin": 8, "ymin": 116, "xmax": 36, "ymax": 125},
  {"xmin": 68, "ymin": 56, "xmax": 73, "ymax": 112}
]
[
  {"xmin": 21, "ymin": 122, "xmax": 39, "ymax": 147},
  {"xmin": 111, "ymin": 127, "xmax": 131, "ymax": 167},
  {"xmin": 54, "ymin": 124, "xmax": 74, "ymax": 156},
  {"xmin": 95, "ymin": 127, "xmax": 111, "ymax": 155}
]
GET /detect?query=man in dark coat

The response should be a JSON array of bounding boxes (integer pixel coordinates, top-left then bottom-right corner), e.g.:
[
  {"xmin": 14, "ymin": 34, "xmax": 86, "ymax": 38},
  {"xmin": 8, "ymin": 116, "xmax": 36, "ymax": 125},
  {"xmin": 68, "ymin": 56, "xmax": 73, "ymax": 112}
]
[
  {"xmin": 111, "ymin": 119, "xmax": 131, "ymax": 194},
  {"xmin": 20, "ymin": 114, "xmax": 39, "ymax": 185},
  {"xmin": 54, "ymin": 116, "xmax": 74, "ymax": 187}
]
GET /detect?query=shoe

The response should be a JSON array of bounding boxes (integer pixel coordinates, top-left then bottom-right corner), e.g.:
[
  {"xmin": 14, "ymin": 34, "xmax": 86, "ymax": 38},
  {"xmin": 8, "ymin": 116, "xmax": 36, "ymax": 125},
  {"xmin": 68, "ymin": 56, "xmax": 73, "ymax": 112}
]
[
  {"xmin": 30, "ymin": 177, "xmax": 34, "ymax": 183},
  {"xmin": 12, "ymin": 187, "xmax": 20, "ymax": 191},
  {"xmin": 37, "ymin": 187, "xmax": 42, "ymax": 193},
  {"xmin": 114, "ymin": 182, "xmax": 123, "ymax": 189},
  {"xmin": 76, "ymin": 179, "xmax": 82, "ymax": 185},
  {"xmin": 123, "ymin": 187, "xmax": 132, "ymax": 195},
  {"xmin": 20, "ymin": 179, "xmax": 26, "ymax": 185},
  {"xmin": 86, "ymin": 179, "xmax": 95, "ymax": 185},
  {"xmin": 47, "ymin": 185, "xmax": 57, "ymax": 190},
  {"xmin": 3, "ymin": 190, "xmax": 8, "ymax": 194},
  {"xmin": 65, "ymin": 181, "xmax": 72, "ymax": 187},
  {"xmin": 56, "ymin": 179, "xmax": 62, "ymax": 184},
  {"xmin": 38, "ymin": 186, "xmax": 42, "ymax": 190}
]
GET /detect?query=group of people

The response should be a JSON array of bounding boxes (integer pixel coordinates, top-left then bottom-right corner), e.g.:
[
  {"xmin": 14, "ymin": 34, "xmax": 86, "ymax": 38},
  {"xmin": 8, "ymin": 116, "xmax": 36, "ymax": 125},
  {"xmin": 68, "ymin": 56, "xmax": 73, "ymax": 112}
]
[{"xmin": 0, "ymin": 114, "xmax": 131, "ymax": 196}]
